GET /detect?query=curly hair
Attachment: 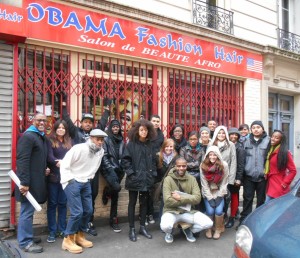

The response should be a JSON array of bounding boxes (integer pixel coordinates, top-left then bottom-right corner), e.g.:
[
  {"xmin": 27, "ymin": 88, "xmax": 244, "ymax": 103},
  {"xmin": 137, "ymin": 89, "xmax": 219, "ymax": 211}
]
[
  {"xmin": 48, "ymin": 119, "xmax": 72, "ymax": 149},
  {"xmin": 127, "ymin": 119, "xmax": 157, "ymax": 142},
  {"xmin": 157, "ymin": 138, "xmax": 178, "ymax": 168}
]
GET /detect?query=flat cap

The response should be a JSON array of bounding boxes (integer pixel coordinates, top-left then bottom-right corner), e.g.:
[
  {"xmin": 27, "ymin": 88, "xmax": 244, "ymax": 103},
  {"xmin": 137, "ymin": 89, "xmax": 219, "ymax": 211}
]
[{"xmin": 89, "ymin": 129, "xmax": 107, "ymax": 137}]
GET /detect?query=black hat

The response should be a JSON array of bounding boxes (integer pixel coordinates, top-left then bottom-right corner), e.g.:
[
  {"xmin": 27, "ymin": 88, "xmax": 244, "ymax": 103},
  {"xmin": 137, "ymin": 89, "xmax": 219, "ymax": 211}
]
[
  {"xmin": 110, "ymin": 119, "xmax": 121, "ymax": 128},
  {"xmin": 228, "ymin": 127, "xmax": 241, "ymax": 139},
  {"xmin": 250, "ymin": 120, "xmax": 264, "ymax": 130},
  {"xmin": 81, "ymin": 113, "xmax": 94, "ymax": 122}
]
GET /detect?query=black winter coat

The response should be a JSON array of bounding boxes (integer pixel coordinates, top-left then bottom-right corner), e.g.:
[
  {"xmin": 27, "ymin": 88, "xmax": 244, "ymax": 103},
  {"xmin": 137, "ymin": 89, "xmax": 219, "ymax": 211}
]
[
  {"xmin": 101, "ymin": 136, "xmax": 125, "ymax": 183},
  {"xmin": 62, "ymin": 106, "xmax": 109, "ymax": 144},
  {"xmin": 151, "ymin": 128, "xmax": 164, "ymax": 153},
  {"xmin": 121, "ymin": 140, "xmax": 157, "ymax": 191},
  {"xmin": 235, "ymin": 142, "xmax": 246, "ymax": 182},
  {"xmin": 16, "ymin": 131, "xmax": 48, "ymax": 204}
]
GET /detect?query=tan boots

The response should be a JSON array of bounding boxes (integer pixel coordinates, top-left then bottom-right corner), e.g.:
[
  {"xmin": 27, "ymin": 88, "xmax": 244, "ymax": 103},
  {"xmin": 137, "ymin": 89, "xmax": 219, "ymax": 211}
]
[
  {"xmin": 62, "ymin": 232, "xmax": 93, "ymax": 254},
  {"xmin": 62, "ymin": 234, "xmax": 82, "ymax": 254},
  {"xmin": 213, "ymin": 214, "xmax": 225, "ymax": 240},
  {"xmin": 205, "ymin": 216, "xmax": 214, "ymax": 239},
  {"xmin": 205, "ymin": 214, "xmax": 225, "ymax": 240},
  {"xmin": 75, "ymin": 231, "xmax": 93, "ymax": 248}
]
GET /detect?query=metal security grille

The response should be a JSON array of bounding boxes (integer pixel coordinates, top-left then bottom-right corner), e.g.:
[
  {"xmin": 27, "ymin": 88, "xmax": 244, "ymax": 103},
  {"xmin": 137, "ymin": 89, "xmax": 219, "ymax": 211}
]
[
  {"xmin": 166, "ymin": 68, "xmax": 244, "ymax": 134},
  {"xmin": 17, "ymin": 44, "xmax": 243, "ymax": 139},
  {"xmin": 0, "ymin": 42, "xmax": 14, "ymax": 228}
]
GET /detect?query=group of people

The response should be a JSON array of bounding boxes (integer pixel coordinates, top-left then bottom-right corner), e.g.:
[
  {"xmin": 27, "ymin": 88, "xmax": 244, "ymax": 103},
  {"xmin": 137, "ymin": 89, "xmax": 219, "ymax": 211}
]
[{"xmin": 16, "ymin": 107, "xmax": 297, "ymax": 253}]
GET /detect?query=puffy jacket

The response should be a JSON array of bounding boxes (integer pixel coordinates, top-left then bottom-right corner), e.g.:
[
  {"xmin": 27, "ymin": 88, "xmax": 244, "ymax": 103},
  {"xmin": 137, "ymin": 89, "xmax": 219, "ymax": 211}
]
[
  {"xmin": 243, "ymin": 132, "xmax": 270, "ymax": 182},
  {"xmin": 163, "ymin": 167, "xmax": 201, "ymax": 214},
  {"xmin": 101, "ymin": 135, "xmax": 125, "ymax": 182},
  {"xmin": 121, "ymin": 140, "xmax": 157, "ymax": 191}
]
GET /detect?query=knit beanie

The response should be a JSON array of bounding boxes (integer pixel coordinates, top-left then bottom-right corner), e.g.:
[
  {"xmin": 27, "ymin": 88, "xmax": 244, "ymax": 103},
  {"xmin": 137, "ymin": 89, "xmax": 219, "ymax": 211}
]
[
  {"xmin": 250, "ymin": 120, "xmax": 264, "ymax": 130},
  {"xmin": 228, "ymin": 127, "xmax": 240, "ymax": 139},
  {"xmin": 110, "ymin": 119, "xmax": 121, "ymax": 128},
  {"xmin": 200, "ymin": 126, "xmax": 210, "ymax": 134}
]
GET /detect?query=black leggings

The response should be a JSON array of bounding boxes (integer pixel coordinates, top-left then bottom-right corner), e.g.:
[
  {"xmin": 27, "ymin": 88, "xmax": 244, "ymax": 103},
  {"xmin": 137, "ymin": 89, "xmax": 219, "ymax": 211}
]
[{"xmin": 128, "ymin": 191, "xmax": 148, "ymax": 228}]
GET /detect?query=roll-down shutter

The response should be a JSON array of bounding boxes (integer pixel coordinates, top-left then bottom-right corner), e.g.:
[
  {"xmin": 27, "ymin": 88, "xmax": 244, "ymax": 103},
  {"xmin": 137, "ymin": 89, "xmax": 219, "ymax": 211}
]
[{"xmin": 0, "ymin": 42, "xmax": 14, "ymax": 228}]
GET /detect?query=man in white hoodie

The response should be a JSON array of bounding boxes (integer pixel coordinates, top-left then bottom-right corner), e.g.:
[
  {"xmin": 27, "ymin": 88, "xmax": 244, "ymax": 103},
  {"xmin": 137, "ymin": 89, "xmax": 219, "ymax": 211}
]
[{"xmin": 60, "ymin": 129, "xmax": 108, "ymax": 254}]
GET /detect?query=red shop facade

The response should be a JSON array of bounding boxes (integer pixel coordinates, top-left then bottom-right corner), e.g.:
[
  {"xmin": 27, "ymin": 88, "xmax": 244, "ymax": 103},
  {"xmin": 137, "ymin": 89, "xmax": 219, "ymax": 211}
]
[{"xmin": 0, "ymin": 0, "xmax": 262, "ymax": 228}]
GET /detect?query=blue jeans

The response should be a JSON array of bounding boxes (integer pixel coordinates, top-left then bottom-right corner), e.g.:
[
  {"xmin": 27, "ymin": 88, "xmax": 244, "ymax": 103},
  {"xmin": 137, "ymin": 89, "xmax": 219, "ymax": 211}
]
[
  {"xmin": 47, "ymin": 182, "xmax": 67, "ymax": 235},
  {"xmin": 265, "ymin": 195, "xmax": 274, "ymax": 203},
  {"xmin": 17, "ymin": 200, "xmax": 35, "ymax": 248},
  {"xmin": 204, "ymin": 198, "xmax": 225, "ymax": 216},
  {"xmin": 64, "ymin": 180, "xmax": 93, "ymax": 236}
]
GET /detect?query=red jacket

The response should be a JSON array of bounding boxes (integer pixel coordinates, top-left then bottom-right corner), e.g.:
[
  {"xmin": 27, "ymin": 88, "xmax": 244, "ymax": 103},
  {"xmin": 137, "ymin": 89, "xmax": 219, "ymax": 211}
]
[{"xmin": 266, "ymin": 149, "xmax": 297, "ymax": 198}]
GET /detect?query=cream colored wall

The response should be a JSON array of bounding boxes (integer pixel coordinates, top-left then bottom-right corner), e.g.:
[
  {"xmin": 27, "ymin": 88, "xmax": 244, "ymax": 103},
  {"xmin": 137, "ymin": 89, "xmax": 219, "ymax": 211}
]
[
  {"xmin": 243, "ymin": 79, "xmax": 263, "ymax": 126},
  {"xmin": 105, "ymin": 0, "xmax": 278, "ymax": 46},
  {"xmin": 263, "ymin": 52, "xmax": 300, "ymax": 167}
]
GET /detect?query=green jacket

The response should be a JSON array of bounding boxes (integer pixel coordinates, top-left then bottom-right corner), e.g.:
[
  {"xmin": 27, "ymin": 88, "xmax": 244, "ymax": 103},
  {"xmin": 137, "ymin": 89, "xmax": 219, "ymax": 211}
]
[{"xmin": 163, "ymin": 167, "xmax": 201, "ymax": 214}]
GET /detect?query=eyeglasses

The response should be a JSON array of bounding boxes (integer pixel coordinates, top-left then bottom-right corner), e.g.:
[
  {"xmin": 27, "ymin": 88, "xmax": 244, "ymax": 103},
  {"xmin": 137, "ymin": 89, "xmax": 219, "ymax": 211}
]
[{"xmin": 35, "ymin": 119, "xmax": 47, "ymax": 123}]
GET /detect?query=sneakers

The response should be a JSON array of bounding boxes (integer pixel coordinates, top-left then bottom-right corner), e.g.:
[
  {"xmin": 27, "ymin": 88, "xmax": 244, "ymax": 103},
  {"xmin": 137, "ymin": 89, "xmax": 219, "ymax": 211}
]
[
  {"xmin": 164, "ymin": 233, "xmax": 174, "ymax": 243},
  {"xmin": 148, "ymin": 215, "xmax": 155, "ymax": 224},
  {"xmin": 110, "ymin": 217, "xmax": 122, "ymax": 233},
  {"xmin": 56, "ymin": 231, "xmax": 64, "ymax": 238},
  {"xmin": 47, "ymin": 233, "xmax": 56, "ymax": 243},
  {"xmin": 22, "ymin": 242, "xmax": 43, "ymax": 253},
  {"xmin": 33, "ymin": 237, "xmax": 42, "ymax": 244},
  {"xmin": 85, "ymin": 222, "xmax": 98, "ymax": 236},
  {"xmin": 182, "ymin": 228, "xmax": 196, "ymax": 243}
]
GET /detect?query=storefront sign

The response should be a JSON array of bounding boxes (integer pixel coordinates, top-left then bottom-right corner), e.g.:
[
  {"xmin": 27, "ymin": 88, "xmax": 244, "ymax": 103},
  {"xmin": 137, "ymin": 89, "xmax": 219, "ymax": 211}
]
[{"xmin": 0, "ymin": 0, "xmax": 262, "ymax": 79}]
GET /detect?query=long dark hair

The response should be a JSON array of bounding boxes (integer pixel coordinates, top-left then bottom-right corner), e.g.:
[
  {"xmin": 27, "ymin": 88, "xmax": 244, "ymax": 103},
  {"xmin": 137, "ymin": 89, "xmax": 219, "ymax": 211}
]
[
  {"xmin": 48, "ymin": 119, "xmax": 72, "ymax": 149},
  {"xmin": 266, "ymin": 130, "xmax": 288, "ymax": 170},
  {"xmin": 127, "ymin": 119, "xmax": 157, "ymax": 142}
]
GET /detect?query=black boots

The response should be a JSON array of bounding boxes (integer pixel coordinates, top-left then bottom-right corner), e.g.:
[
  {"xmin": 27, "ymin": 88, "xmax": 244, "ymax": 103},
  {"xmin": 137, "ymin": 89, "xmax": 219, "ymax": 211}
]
[
  {"xmin": 225, "ymin": 217, "xmax": 235, "ymax": 228},
  {"xmin": 129, "ymin": 228, "xmax": 137, "ymax": 242},
  {"xmin": 139, "ymin": 226, "xmax": 152, "ymax": 239}
]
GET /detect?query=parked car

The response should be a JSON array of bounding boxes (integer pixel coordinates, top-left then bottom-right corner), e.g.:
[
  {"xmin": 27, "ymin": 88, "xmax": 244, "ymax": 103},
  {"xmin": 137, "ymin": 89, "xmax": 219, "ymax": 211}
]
[{"xmin": 233, "ymin": 179, "xmax": 300, "ymax": 258}]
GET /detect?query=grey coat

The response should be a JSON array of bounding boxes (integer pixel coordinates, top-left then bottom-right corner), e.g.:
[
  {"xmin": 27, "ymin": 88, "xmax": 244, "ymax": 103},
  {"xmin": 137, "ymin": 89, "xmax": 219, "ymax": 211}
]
[{"xmin": 243, "ymin": 132, "xmax": 270, "ymax": 182}]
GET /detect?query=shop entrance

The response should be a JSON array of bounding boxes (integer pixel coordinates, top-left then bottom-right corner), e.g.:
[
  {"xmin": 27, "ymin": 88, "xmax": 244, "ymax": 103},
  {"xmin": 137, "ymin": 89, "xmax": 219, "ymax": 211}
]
[
  {"xmin": 17, "ymin": 44, "xmax": 244, "ymax": 138},
  {"xmin": 268, "ymin": 93, "xmax": 294, "ymax": 152}
]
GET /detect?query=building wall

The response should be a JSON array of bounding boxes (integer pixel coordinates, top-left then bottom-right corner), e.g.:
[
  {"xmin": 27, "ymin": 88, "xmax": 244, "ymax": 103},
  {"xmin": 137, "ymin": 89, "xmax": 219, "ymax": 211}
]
[
  {"xmin": 106, "ymin": 0, "xmax": 278, "ymax": 46},
  {"xmin": 263, "ymin": 49, "xmax": 300, "ymax": 167},
  {"xmin": 243, "ymin": 79, "xmax": 262, "ymax": 125}
]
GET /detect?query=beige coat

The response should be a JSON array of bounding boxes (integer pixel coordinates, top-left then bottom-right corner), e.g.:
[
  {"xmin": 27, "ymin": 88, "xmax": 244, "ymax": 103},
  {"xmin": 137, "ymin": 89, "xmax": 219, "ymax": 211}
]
[{"xmin": 200, "ymin": 146, "xmax": 229, "ymax": 201}]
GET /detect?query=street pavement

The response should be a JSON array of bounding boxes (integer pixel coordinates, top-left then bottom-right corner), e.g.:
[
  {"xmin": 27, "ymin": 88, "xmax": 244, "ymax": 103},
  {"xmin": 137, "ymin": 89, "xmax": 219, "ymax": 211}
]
[{"xmin": 8, "ymin": 221, "xmax": 237, "ymax": 258}]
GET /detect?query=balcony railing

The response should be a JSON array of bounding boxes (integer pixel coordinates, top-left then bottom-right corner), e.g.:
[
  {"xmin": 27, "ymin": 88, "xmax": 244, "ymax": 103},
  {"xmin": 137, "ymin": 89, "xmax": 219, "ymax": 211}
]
[
  {"xmin": 192, "ymin": 0, "xmax": 234, "ymax": 35},
  {"xmin": 277, "ymin": 28, "xmax": 300, "ymax": 54}
]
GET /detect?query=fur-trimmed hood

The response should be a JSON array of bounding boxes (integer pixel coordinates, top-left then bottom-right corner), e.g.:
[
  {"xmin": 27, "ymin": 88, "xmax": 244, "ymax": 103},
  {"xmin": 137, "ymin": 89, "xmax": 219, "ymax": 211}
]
[
  {"xmin": 203, "ymin": 145, "xmax": 224, "ymax": 162},
  {"xmin": 211, "ymin": 125, "xmax": 230, "ymax": 144}
]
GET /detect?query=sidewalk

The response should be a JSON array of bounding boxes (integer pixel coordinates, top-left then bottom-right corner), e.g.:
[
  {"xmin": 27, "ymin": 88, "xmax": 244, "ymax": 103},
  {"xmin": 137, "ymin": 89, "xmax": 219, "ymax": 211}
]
[{"xmin": 4, "ymin": 221, "xmax": 236, "ymax": 258}]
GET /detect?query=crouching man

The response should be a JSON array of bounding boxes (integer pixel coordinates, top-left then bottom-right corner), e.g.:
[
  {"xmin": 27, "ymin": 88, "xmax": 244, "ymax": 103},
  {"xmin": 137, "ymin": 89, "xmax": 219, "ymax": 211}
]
[
  {"xmin": 60, "ymin": 129, "xmax": 108, "ymax": 254},
  {"xmin": 160, "ymin": 157, "xmax": 213, "ymax": 243}
]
